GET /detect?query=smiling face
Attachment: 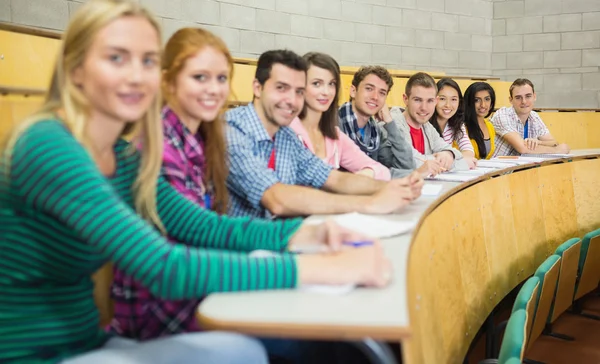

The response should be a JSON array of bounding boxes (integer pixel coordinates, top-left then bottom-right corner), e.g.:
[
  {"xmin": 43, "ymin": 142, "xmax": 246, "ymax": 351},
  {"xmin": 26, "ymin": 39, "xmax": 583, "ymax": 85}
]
[
  {"xmin": 435, "ymin": 86, "xmax": 459, "ymax": 122},
  {"xmin": 71, "ymin": 16, "xmax": 161, "ymax": 125},
  {"xmin": 510, "ymin": 84, "xmax": 536, "ymax": 118},
  {"xmin": 474, "ymin": 90, "xmax": 492, "ymax": 118},
  {"xmin": 304, "ymin": 65, "xmax": 337, "ymax": 113},
  {"xmin": 404, "ymin": 85, "xmax": 438, "ymax": 126},
  {"xmin": 253, "ymin": 63, "xmax": 306, "ymax": 128},
  {"xmin": 168, "ymin": 46, "xmax": 230, "ymax": 124},
  {"xmin": 350, "ymin": 73, "xmax": 389, "ymax": 118}
]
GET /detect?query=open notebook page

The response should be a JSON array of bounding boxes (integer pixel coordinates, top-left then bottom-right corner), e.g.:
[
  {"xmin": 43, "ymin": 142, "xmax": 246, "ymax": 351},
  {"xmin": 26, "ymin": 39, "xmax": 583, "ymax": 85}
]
[{"xmin": 304, "ymin": 212, "xmax": 417, "ymax": 239}]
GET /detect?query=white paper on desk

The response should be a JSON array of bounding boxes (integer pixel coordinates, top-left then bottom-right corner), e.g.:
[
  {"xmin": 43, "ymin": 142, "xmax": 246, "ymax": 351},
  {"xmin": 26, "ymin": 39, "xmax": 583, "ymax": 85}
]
[
  {"xmin": 421, "ymin": 183, "xmax": 443, "ymax": 196},
  {"xmin": 305, "ymin": 212, "xmax": 416, "ymax": 238},
  {"xmin": 491, "ymin": 158, "xmax": 538, "ymax": 166},
  {"xmin": 457, "ymin": 167, "xmax": 498, "ymax": 176},
  {"xmin": 477, "ymin": 160, "xmax": 519, "ymax": 168},
  {"xmin": 521, "ymin": 153, "xmax": 573, "ymax": 159},
  {"xmin": 425, "ymin": 172, "xmax": 479, "ymax": 182},
  {"xmin": 248, "ymin": 250, "xmax": 355, "ymax": 295}
]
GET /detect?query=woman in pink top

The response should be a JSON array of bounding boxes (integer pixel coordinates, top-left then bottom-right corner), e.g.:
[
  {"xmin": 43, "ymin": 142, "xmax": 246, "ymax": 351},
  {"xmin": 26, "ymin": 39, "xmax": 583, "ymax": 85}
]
[{"xmin": 290, "ymin": 52, "xmax": 391, "ymax": 181}]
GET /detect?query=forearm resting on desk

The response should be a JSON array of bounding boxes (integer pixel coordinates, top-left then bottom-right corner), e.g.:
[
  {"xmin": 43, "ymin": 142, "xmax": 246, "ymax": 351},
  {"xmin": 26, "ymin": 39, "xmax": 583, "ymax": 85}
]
[
  {"xmin": 261, "ymin": 183, "xmax": 379, "ymax": 216},
  {"xmin": 322, "ymin": 170, "xmax": 386, "ymax": 195},
  {"xmin": 296, "ymin": 244, "xmax": 392, "ymax": 288}
]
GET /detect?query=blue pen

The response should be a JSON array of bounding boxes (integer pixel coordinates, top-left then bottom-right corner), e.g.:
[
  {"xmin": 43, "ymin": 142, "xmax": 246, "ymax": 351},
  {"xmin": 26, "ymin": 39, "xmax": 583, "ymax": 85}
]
[{"xmin": 343, "ymin": 241, "xmax": 373, "ymax": 248}]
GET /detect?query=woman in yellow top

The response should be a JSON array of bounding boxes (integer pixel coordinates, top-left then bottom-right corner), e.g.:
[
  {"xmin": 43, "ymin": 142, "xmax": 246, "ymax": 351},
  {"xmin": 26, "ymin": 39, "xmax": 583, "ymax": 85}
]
[{"xmin": 463, "ymin": 82, "xmax": 497, "ymax": 159}]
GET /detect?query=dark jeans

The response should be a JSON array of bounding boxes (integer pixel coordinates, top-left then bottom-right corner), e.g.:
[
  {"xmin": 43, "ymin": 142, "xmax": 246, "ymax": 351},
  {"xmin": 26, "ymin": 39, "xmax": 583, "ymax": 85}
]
[{"xmin": 259, "ymin": 337, "xmax": 402, "ymax": 364}]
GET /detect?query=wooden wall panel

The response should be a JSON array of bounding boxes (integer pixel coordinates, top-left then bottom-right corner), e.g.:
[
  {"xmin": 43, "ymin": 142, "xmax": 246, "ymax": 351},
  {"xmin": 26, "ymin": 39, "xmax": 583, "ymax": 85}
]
[
  {"xmin": 479, "ymin": 177, "xmax": 520, "ymax": 298},
  {"xmin": 538, "ymin": 163, "xmax": 579, "ymax": 251},
  {"xmin": 0, "ymin": 30, "xmax": 59, "ymax": 88},
  {"xmin": 405, "ymin": 156, "xmax": 600, "ymax": 364},
  {"xmin": 508, "ymin": 168, "xmax": 548, "ymax": 279},
  {"xmin": 571, "ymin": 158, "xmax": 600, "ymax": 235}
]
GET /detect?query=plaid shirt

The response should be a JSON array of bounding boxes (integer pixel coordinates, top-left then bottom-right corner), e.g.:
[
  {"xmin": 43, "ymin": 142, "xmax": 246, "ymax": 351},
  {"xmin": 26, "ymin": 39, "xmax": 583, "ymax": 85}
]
[
  {"xmin": 226, "ymin": 103, "xmax": 333, "ymax": 218},
  {"xmin": 338, "ymin": 101, "xmax": 381, "ymax": 156},
  {"xmin": 491, "ymin": 106, "xmax": 550, "ymax": 157},
  {"xmin": 109, "ymin": 106, "xmax": 208, "ymax": 339}
]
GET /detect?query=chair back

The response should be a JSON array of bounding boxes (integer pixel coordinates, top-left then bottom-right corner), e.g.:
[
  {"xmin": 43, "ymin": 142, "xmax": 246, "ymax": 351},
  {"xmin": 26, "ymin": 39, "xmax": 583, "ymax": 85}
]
[
  {"xmin": 574, "ymin": 229, "xmax": 600, "ymax": 301},
  {"xmin": 549, "ymin": 238, "xmax": 581, "ymax": 323},
  {"xmin": 498, "ymin": 309, "xmax": 528, "ymax": 363},
  {"xmin": 528, "ymin": 255, "xmax": 561, "ymax": 350},
  {"xmin": 92, "ymin": 262, "xmax": 114, "ymax": 327}
]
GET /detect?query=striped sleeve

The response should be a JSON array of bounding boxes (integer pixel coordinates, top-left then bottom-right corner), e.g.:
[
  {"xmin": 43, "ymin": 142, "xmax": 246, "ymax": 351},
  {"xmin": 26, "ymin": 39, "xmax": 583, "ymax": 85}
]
[
  {"xmin": 10, "ymin": 120, "xmax": 298, "ymax": 298},
  {"xmin": 155, "ymin": 175, "xmax": 303, "ymax": 252},
  {"xmin": 456, "ymin": 124, "xmax": 474, "ymax": 152}
]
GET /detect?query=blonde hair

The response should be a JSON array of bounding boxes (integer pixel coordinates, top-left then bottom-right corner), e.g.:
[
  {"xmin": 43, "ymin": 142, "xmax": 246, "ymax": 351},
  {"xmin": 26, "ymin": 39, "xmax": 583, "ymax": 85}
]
[
  {"xmin": 2, "ymin": 0, "xmax": 165, "ymax": 232},
  {"xmin": 162, "ymin": 27, "xmax": 233, "ymax": 214}
]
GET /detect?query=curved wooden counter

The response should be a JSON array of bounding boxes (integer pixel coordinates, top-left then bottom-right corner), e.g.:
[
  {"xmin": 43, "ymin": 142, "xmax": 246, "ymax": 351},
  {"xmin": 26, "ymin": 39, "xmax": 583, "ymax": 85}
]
[{"xmin": 403, "ymin": 153, "xmax": 600, "ymax": 364}]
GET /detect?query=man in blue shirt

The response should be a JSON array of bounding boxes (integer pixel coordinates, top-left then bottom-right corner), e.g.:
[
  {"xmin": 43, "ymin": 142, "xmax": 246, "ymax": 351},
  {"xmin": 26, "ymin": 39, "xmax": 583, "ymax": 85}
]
[{"xmin": 226, "ymin": 50, "xmax": 423, "ymax": 218}]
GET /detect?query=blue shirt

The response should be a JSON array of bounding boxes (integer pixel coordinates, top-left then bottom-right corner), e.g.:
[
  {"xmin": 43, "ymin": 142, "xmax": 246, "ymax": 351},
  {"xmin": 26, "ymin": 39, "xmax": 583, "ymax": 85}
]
[{"xmin": 226, "ymin": 104, "xmax": 333, "ymax": 218}]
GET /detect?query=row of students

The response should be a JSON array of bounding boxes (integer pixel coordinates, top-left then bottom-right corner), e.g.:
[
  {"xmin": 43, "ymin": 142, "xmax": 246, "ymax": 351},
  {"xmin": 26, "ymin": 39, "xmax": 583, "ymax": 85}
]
[
  {"xmin": 0, "ymin": 1, "xmax": 398, "ymax": 363},
  {"xmin": 431, "ymin": 77, "xmax": 570, "ymax": 160}
]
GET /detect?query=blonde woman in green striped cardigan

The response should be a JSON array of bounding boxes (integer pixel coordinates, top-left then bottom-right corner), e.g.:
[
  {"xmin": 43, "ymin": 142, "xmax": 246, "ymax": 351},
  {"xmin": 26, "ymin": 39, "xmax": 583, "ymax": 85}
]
[{"xmin": 0, "ymin": 1, "xmax": 391, "ymax": 363}]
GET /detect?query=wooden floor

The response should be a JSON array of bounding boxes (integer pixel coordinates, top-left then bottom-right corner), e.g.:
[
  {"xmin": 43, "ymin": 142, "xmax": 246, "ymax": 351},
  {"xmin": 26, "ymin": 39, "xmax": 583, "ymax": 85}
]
[
  {"xmin": 527, "ymin": 295, "xmax": 600, "ymax": 364},
  {"xmin": 467, "ymin": 293, "xmax": 600, "ymax": 364}
]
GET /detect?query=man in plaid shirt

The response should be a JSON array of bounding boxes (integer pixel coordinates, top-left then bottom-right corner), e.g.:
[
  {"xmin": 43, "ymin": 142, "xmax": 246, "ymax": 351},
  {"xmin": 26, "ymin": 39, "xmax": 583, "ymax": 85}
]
[
  {"xmin": 226, "ymin": 50, "xmax": 423, "ymax": 218},
  {"xmin": 491, "ymin": 78, "xmax": 570, "ymax": 157}
]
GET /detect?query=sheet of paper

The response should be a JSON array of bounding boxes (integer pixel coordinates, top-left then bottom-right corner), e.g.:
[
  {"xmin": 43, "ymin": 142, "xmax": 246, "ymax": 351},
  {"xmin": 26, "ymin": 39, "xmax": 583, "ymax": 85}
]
[
  {"xmin": 477, "ymin": 160, "xmax": 520, "ymax": 168},
  {"xmin": 458, "ymin": 167, "xmax": 498, "ymax": 176},
  {"xmin": 421, "ymin": 183, "xmax": 444, "ymax": 196},
  {"xmin": 520, "ymin": 153, "xmax": 573, "ymax": 159},
  {"xmin": 489, "ymin": 158, "xmax": 539, "ymax": 166},
  {"xmin": 305, "ymin": 212, "xmax": 417, "ymax": 239},
  {"xmin": 425, "ymin": 172, "xmax": 479, "ymax": 182},
  {"xmin": 248, "ymin": 250, "xmax": 355, "ymax": 295}
]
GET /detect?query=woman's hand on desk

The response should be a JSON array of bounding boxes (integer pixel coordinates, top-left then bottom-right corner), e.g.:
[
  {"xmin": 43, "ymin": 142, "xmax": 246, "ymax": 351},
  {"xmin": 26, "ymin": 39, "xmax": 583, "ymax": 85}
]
[
  {"xmin": 296, "ymin": 242, "xmax": 392, "ymax": 288},
  {"xmin": 288, "ymin": 219, "xmax": 375, "ymax": 253}
]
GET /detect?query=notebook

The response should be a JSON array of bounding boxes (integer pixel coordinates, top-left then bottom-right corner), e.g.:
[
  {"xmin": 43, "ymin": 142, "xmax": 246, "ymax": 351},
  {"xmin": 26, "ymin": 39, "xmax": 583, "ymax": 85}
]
[
  {"xmin": 520, "ymin": 153, "xmax": 573, "ymax": 159},
  {"xmin": 305, "ymin": 212, "xmax": 417, "ymax": 238},
  {"xmin": 421, "ymin": 183, "xmax": 444, "ymax": 196},
  {"xmin": 425, "ymin": 172, "xmax": 480, "ymax": 182}
]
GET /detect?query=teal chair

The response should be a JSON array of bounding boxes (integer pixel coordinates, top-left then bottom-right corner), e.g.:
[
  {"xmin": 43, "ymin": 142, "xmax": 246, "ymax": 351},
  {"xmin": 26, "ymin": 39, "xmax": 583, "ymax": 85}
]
[
  {"xmin": 573, "ymin": 229, "xmax": 600, "ymax": 304},
  {"xmin": 512, "ymin": 277, "xmax": 540, "ymax": 343},
  {"xmin": 545, "ymin": 238, "xmax": 581, "ymax": 340},
  {"xmin": 488, "ymin": 278, "xmax": 540, "ymax": 361},
  {"xmin": 498, "ymin": 310, "xmax": 528, "ymax": 364},
  {"xmin": 528, "ymin": 255, "xmax": 561, "ymax": 351}
]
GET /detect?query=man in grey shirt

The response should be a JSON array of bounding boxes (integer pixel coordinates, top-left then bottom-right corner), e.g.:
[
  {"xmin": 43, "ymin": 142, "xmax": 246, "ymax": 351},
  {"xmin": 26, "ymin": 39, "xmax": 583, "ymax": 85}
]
[{"xmin": 338, "ymin": 66, "xmax": 416, "ymax": 179}]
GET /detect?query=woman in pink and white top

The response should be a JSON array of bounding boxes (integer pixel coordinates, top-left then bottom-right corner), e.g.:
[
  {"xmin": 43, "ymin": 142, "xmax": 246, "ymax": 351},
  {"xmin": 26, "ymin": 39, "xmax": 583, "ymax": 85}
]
[
  {"xmin": 290, "ymin": 52, "xmax": 391, "ymax": 181},
  {"xmin": 429, "ymin": 78, "xmax": 477, "ymax": 169}
]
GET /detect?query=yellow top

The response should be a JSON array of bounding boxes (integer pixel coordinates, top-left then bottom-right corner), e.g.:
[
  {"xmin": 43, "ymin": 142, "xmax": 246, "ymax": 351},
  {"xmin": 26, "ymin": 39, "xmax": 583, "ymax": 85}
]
[{"xmin": 467, "ymin": 118, "xmax": 496, "ymax": 160}]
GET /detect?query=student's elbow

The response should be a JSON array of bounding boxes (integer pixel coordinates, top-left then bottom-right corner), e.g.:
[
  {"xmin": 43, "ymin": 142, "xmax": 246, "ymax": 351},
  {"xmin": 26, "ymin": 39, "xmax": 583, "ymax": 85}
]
[{"xmin": 261, "ymin": 185, "xmax": 288, "ymax": 216}]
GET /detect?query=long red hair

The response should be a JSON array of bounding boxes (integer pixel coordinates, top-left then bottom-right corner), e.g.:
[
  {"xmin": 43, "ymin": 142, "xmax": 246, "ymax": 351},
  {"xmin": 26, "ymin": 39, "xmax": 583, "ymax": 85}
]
[{"xmin": 162, "ymin": 28, "xmax": 232, "ymax": 214}]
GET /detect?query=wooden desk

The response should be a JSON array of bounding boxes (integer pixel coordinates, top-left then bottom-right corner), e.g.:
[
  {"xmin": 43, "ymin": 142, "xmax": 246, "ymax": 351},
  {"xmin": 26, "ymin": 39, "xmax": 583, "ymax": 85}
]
[
  {"xmin": 198, "ymin": 184, "xmax": 458, "ymax": 342},
  {"xmin": 198, "ymin": 151, "xmax": 600, "ymax": 364}
]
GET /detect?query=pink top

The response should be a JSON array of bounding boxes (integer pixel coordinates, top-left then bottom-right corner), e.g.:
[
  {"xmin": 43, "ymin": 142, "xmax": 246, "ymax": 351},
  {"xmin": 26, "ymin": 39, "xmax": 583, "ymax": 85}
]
[{"xmin": 290, "ymin": 118, "xmax": 391, "ymax": 181}]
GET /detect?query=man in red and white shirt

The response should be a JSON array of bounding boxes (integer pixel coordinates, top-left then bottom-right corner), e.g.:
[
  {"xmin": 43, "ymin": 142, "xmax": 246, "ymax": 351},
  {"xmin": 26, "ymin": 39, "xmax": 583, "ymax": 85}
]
[{"xmin": 492, "ymin": 78, "xmax": 570, "ymax": 157}]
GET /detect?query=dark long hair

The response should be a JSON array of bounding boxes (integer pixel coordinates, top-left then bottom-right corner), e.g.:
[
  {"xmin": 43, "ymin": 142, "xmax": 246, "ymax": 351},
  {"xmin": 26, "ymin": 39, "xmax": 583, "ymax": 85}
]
[
  {"xmin": 429, "ymin": 78, "xmax": 464, "ymax": 141},
  {"xmin": 463, "ymin": 82, "xmax": 496, "ymax": 159},
  {"xmin": 298, "ymin": 52, "xmax": 340, "ymax": 139}
]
